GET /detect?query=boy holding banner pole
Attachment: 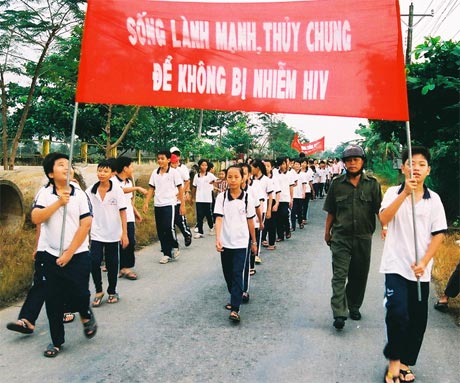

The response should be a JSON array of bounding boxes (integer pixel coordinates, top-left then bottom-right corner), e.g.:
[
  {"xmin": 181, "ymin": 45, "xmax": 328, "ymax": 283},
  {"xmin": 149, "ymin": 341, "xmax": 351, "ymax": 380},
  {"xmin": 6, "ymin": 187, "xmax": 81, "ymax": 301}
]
[{"xmin": 379, "ymin": 146, "xmax": 447, "ymax": 383}]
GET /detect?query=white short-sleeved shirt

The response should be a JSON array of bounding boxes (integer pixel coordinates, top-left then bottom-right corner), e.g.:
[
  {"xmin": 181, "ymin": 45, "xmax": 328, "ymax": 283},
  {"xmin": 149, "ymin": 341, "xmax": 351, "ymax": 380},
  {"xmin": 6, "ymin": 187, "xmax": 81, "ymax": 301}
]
[
  {"xmin": 193, "ymin": 172, "xmax": 217, "ymax": 203},
  {"xmin": 252, "ymin": 174, "xmax": 273, "ymax": 214},
  {"xmin": 317, "ymin": 168, "xmax": 328, "ymax": 183},
  {"xmin": 304, "ymin": 168, "xmax": 314, "ymax": 193},
  {"xmin": 86, "ymin": 180, "xmax": 127, "ymax": 242},
  {"xmin": 148, "ymin": 166, "xmax": 183, "ymax": 207},
  {"xmin": 293, "ymin": 171, "xmax": 307, "ymax": 198},
  {"xmin": 178, "ymin": 164, "xmax": 190, "ymax": 182},
  {"xmin": 379, "ymin": 184, "xmax": 447, "ymax": 282},
  {"xmin": 276, "ymin": 171, "xmax": 296, "ymax": 202},
  {"xmin": 214, "ymin": 190, "xmax": 256, "ymax": 249},
  {"xmin": 113, "ymin": 176, "xmax": 135, "ymax": 222},
  {"xmin": 33, "ymin": 184, "xmax": 92, "ymax": 257}
]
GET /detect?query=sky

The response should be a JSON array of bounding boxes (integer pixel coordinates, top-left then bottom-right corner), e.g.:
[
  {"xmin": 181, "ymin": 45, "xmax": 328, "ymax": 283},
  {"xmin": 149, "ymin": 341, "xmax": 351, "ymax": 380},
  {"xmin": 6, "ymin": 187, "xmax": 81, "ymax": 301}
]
[{"xmin": 279, "ymin": 0, "xmax": 460, "ymax": 150}]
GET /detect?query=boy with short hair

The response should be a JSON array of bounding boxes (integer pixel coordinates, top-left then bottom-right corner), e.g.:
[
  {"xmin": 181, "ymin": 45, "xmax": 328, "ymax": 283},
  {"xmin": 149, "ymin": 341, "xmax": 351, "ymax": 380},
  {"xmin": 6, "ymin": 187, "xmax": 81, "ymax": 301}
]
[
  {"xmin": 115, "ymin": 156, "xmax": 147, "ymax": 280},
  {"xmin": 31, "ymin": 152, "xmax": 97, "ymax": 357},
  {"xmin": 380, "ymin": 146, "xmax": 447, "ymax": 383},
  {"xmin": 86, "ymin": 160, "xmax": 129, "ymax": 306},
  {"xmin": 143, "ymin": 149, "xmax": 184, "ymax": 264}
]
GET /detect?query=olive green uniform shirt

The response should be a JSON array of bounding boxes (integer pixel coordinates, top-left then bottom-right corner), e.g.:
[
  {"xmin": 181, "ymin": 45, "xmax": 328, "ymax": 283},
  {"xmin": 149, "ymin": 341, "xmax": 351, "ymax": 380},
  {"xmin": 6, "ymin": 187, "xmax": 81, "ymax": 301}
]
[{"xmin": 323, "ymin": 173, "xmax": 382, "ymax": 239}]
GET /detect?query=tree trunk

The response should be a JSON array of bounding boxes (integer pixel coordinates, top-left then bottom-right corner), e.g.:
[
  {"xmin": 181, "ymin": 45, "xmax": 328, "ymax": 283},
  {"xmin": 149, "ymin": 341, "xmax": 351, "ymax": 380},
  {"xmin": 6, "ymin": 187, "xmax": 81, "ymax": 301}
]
[
  {"xmin": 1, "ymin": 70, "xmax": 9, "ymax": 170},
  {"xmin": 105, "ymin": 105, "xmax": 141, "ymax": 158},
  {"xmin": 8, "ymin": 29, "xmax": 57, "ymax": 170}
]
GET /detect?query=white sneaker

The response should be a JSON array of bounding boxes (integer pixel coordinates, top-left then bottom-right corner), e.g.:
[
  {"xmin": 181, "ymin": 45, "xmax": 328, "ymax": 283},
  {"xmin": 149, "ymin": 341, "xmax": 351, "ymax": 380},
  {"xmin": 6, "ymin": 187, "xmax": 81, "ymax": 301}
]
[
  {"xmin": 209, "ymin": 228, "xmax": 215, "ymax": 235},
  {"xmin": 172, "ymin": 248, "xmax": 180, "ymax": 260},
  {"xmin": 193, "ymin": 227, "xmax": 199, "ymax": 233},
  {"xmin": 194, "ymin": 233, "xmax": 204, "ymax": 239},
  {"xmin": 159, "ymin": 256, "xmax": 170, "ymax": 264}
]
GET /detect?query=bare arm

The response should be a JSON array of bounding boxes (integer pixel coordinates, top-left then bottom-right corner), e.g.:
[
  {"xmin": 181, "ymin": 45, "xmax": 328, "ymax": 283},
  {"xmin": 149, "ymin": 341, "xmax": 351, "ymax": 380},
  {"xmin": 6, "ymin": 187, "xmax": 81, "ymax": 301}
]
[
  {"xmin": 31, "ymin": 190, "xmax": 70, "ymax": 225},
  {"xmin": 379, "ymin": 179, "xmax": 416, "ymax": 226},
  {"xmin": 120, "ymin": 209, "xmax": 129, "ymax": 248},
  {"xmin": 412, "ymin": 233, "xmax": 445, "ymax": 277},
  {"xmin": 142, "ymin": 186, "xmax": 154, "ymax": 213},
  {"xmin": 215, "ymin": 216, "xmax": 223, "ymax": 252}
]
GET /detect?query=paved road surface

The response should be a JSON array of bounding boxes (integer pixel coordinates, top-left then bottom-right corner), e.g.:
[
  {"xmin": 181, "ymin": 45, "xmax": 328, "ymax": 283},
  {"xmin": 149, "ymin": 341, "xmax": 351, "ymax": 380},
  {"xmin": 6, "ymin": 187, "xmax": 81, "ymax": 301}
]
[{"xmin": 1, "ymin": 200, "xmax": 459, "ymax": 382}]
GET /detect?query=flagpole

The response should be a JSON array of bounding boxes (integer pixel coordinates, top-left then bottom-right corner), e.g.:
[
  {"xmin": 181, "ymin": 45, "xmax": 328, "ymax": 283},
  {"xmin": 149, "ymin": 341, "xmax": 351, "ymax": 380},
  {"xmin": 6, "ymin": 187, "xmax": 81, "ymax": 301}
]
[
  {"xmin": 405, "ymin": 120, "xmax": 422, "ymax": 301},
  {"xmin": 58, "ymin": 102, "xmax": 79, "ymax": 257}
]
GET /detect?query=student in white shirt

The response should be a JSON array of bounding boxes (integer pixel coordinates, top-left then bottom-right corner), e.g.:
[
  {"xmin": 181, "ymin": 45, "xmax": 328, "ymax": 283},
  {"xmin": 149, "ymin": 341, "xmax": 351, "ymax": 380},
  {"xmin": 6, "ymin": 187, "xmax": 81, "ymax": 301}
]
[
  {"xmin": 275, "ymin": 157, "xmax": 295, "ymax": 241},
  {"xmin": 262, "ymin": 159, "xmax": 281, "ymax": 250},
  {"xmin": 301, "ymin": 158, "xmax": 314, "ymax": 223},
  {"xmin": 291, "ymin": 158, "xmax": 307, "ymax": 230},
  {"xmin": 380, "ymin": 147, "xmax": 447, "ymax": 383},
  {"xmin": 114, "ymin": 156, "xmax": 147, "ymax": 280},
  {"xmin": 86, "ymin": 160, "xmax": 128, "ymax": 306},
  {"xmin": 31, "ymin": 153, "xmax": 96, "ymax": 357},
  {"xmin": 143, "ymin": 149, "xmax": 184, "ymax": 264},
  {"xmin": 192, "ymin": 159, "xmax": 216, "ymax": 238},
  {"xmin": 214, "ymin": 165, "xmax": 257, "ymax": 322}
]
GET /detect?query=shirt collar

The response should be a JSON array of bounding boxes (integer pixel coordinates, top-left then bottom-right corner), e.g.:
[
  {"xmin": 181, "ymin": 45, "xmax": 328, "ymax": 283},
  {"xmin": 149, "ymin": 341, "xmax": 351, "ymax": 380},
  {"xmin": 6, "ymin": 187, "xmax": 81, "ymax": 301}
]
[
  {"xmin": 227, "ymin": 189, "xmax": 244, "ymax": 201},
  {"xmin": 397, "ymin": 183, "xmax": 431, "ymax": 199},
  {"xmin": 156, "ymin": 165, "xmax": 171, "ymax": 174},
  {"xmin": 52, "ymin": 184, "xmax": 76, "ymax": 196}
]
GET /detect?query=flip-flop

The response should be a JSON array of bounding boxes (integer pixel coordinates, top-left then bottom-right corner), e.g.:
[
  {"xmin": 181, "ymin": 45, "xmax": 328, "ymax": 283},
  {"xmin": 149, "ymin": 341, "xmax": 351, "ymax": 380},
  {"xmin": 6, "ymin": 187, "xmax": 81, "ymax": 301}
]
[
  {"xmin": 107, "ymin": 294, "xmax": 119, "ymax": 304},
  {"xmin": 43, "ymin": 344, "xmax": 61, "ymax": 358},
  {"xmin": 224, "ymin": 303, "xmax": 232, "ymax": 310},
  {"xmin": 229, "ymin": 311, "xmax": 240, "ymax": 322},
  {"xmin": 82, "ymin": 308, "xmax": 97, "ymax": 339},
  {"xmin": 92, "ymin": 293, "xmax": 104, "ymax": 307},
  {"xmin": 6, "ymin": 320, "xmax": 34, "ymax": 334},
  {"xmin": 63, "ymin": 312, "xmax": 75, "ymax": 324}
]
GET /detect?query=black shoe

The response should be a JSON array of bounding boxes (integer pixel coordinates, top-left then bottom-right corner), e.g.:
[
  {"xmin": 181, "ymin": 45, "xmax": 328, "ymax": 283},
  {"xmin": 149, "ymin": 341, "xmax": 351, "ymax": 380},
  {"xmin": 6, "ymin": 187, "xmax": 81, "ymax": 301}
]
[
  {"xmin": 349, "ymin": 310, "xmax": 362, "ymax": 320},
  {"xmin": 333, "ymin": 316, "xmax": 346, "ymax": 330},
  {"xmin": 434, "ymin": 301, "xmax": 448, "ymax": 313},
  {"xmin": 184, "ymin": 236, "xmax": 192, "ymax": 247}
]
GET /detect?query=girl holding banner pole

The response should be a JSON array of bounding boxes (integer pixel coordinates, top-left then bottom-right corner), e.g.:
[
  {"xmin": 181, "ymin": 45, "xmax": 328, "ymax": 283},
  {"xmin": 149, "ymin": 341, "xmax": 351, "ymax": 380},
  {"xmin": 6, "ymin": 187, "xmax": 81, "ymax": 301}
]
[{"xmin": 379, "ymin": 146, "xmax": 447, "ymax": 383}]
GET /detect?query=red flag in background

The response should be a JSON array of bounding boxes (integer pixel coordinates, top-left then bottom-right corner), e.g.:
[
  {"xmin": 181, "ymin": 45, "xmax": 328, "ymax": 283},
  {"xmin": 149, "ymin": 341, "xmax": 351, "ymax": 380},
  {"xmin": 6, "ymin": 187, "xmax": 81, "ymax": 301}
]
[
  {"xmin": 76, "ymin": 0, "xmax": 409, "ymax": 121},
  {"xmin": 291, "ymin": 135, "xmax": 325, "ymax": 156},
  {"xmin": 290, "ymin": 134, "xmax": 303, "ymax": 152}
]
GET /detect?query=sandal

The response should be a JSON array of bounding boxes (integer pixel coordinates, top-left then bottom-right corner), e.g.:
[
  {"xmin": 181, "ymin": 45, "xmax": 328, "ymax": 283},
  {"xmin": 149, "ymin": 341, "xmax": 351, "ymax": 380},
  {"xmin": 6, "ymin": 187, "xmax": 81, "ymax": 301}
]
[
  {"xmin": 43, "ymin": 344, "xmax": 61, "ymax": 358},
  {"xmin": 92, "ymin": 293, "xmax": 104, "ymax": 307},
  {"xmin": 384, "ymin": 367, "xmax": 400, "ymax": 383},
  {"xmin": 249, "ymin": 269, "xmax": 256, "ymax": 276},
  {"xmin": 107, "ymin": 294, "xmax": 119, "ymax": 304},
  {"xmin": 82, "ymin": 308, "xmax": 98, "ymax": 339},
  {"xmin": 119, "ymin": 269, "xmax": 138, "ymax": 280},
  {"xmin": 399, "ymin": 368, "xmax": 415, "ymax": 382},
  {"xmin": 224, "ymin": 303, "xmax": 232, "ymax": 310},
  {"xmin": 267, "ymin": 245, "xmax": 276, "ymax": 250},
  {"xmin": 261, "ymin": 241, "xmax": 269, "ymax": 247},
  {"xmin": 63, "ymin": 312, "xmax": 75, "ymax": 324},
  {"xmin": 6, "ymin": 319, "xmax": 34, "ymax": 334},
  {"xmin": 242, "ymin": 292, "xmax": 250, "ymax": 303},
  {"xmin": 229, "ymin": 311, "xmax": 240, "ymax": 322},
  {"xmin": 434, "ymin": 300, "xmax": 448, "ymax": 312}
]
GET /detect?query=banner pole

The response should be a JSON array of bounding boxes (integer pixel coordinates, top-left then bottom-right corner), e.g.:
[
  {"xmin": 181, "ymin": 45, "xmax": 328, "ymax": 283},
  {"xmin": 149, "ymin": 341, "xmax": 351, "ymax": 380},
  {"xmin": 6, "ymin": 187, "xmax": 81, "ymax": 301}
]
[
  {"xmin": 405, "ymin": 120, "xmax": 422, "ymax": 301},
  {"xmin": 58, "ymin": 102, "xmax": 79, "ymax": 257}
]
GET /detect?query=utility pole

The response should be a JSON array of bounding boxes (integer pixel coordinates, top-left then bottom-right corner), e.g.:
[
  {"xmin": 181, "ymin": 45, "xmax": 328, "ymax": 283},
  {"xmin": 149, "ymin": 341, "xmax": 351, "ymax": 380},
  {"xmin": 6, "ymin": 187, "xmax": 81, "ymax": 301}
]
[{"xmin": 401, "ymin": 2, "xmax": 434, "ymax": 64}]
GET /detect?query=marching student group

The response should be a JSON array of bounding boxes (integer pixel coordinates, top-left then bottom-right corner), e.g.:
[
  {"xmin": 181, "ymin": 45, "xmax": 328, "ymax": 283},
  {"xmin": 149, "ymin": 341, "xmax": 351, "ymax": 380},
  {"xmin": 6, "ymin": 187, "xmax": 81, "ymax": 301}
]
[{"xmin": 5, "ymin": 144, "xmax": 448, "ymax": 383}]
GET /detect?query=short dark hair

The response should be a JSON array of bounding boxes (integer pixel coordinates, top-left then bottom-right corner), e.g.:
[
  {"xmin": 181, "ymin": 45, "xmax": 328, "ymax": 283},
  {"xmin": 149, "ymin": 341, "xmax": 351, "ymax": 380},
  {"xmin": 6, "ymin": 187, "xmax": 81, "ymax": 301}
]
[
  {"xmin": 157, "ymin": 149, "xmax": 171, "ymax": 159},
  {"xmin": 106, "ymin": 158, "xmax": 118, "ymax": 171},
  {"xmin": 43, "ymin": 152, "xmax": 69, "ymax": 183},
  {"xmin": 98, "ymin": 159, "xmax": 113, "ymax": 170},
  {"xmin": 198, "ymin": 159, "xmax": 208, "ymax": 167},
  {"xmin": 115, "ymin": 156, "xmax": 133, "ymax": 173},
  {"xmin": 402, "ymin": 146, "xmax": 431, "ymax": 164}
]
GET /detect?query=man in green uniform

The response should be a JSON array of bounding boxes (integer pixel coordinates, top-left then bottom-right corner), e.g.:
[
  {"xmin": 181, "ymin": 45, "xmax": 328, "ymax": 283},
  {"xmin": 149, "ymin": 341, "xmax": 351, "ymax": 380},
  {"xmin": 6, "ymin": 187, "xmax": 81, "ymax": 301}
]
[{"xmin": 323, "ymin": 145, "xmax": 382, "ymax": 330}]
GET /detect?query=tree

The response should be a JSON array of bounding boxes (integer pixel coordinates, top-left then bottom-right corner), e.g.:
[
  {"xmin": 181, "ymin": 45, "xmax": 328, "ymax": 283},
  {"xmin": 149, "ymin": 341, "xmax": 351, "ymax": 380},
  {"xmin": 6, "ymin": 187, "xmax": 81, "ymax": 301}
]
[
  {"xmin": 0, "ymin": 0, "xmax": 84, "ymax": 169},
  {"xmin": 257, "ymin": 113, "xmax": 298, "ymax": 158},
  {"xmin": 358, "ymin": 37, "xmax": 460, "ymax": 220}
]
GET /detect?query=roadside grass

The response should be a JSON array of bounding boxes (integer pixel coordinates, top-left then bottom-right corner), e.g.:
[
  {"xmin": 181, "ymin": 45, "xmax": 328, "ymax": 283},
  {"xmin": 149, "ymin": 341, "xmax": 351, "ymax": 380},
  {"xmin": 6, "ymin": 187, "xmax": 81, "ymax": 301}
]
[
  {"xmin": 432, "ymin": 232, "xmax": 460, "ymax": 324},
  {"xmin": 0, "ymin": 194, "xmax": 197, "ymax": 307}
]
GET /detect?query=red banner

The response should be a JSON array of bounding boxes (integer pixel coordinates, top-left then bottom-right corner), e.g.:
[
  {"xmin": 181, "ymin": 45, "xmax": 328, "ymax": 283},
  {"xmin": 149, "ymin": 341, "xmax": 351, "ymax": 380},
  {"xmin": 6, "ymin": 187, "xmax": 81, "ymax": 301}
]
[
  {"xmin": 291, "ymin": 134, "xmax": 325, "ymax": 155},
  {"xmin": 76, "ymin": 1, "xmax": 409, "ymax": 121}
]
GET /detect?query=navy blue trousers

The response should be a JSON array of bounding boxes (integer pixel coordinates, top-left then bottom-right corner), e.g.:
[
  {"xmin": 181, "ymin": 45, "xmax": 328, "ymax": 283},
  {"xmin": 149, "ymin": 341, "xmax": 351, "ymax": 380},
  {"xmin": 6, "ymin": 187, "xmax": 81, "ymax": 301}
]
[
  {"xmin": 383, "ymin": 273, "xmax": 429, "ymax": 366},
  {"xmin": 221, "ymin": 248, "xmax": 247, "ymax": 312}
]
